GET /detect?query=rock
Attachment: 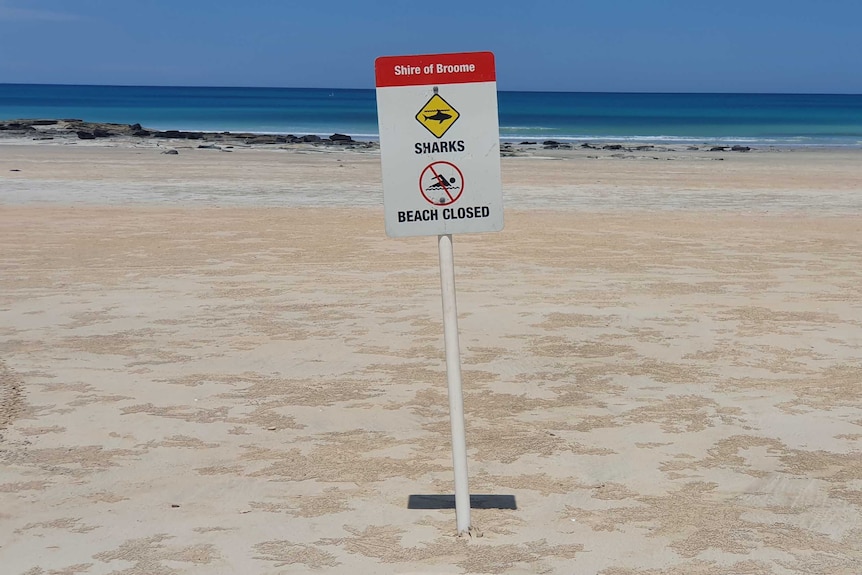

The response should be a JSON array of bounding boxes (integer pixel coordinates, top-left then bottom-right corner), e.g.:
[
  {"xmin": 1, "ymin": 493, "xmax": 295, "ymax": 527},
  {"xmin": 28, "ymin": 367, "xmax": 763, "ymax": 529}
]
[
  {"xmin": 155, "ymin": 130, "xmax": 183, "ymax": 139},
  {"xmin": 731, "ymin": 145, "xmax": 751, "ymax": 152},
  {"xmin": 154, "ymin": 130, "xmax": 202, "ymax": 139},
  {"xmin": 130, "ymin": 123, "xmax": 151, "ymax": 136},
  {"xmin": 329, "ymin": 133, "xmax": 353, "ymax": 142},
  {"xmin": 519, "ymin": 141, "xmax": 537, "ymax": 145},
  {"xmin": 602, "ymin": 144, "xmax": 623, "ymax": 150},
  {"xmin": 161, "ymin": 149, "xmax": 179, "ymax": 155},
  {"xmin": 30, "ymin": 119, "xmax": 58, "ymax": 126},
  {"xmin": 76, "ymin": 131, "xmax": 96, "ymax": 140},
  {"xmin": 709, "ymin": 146, "xmax": 729, "ymax": 152},
  {"xmin": 580, "ymin": 143, "xmax": 599, "ymax": 149},
  {"xmin": 634, "ymin": 145, "xmax": 654, "ymax": 151},
  {"xmin": 301, "ymin": 134, "xmax": 322, "ymax": 143},
  {"xmin": 92, "ymin": 128, "xmax": 111, "ymax": 138},
  {"xmin": 244, "ymin": 136, "xmax": 279, "ymax": 145}
]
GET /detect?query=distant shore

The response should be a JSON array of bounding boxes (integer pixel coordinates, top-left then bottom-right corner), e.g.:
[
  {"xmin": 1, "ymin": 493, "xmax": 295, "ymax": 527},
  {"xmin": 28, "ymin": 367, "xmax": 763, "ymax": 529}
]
[
  {"xmin": 0, "ymin": 117, "xmax": 834, "ymax": 161},
  {"xmin": 0, "ymin": 118, "xmax": 379, "ymax": 150}
]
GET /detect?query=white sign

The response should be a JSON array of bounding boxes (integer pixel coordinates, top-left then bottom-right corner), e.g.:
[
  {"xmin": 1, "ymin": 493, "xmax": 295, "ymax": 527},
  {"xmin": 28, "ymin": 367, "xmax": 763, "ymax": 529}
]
[{"xmin": 376, "ymin": 51, "xmax": 503, "ymax": 238}]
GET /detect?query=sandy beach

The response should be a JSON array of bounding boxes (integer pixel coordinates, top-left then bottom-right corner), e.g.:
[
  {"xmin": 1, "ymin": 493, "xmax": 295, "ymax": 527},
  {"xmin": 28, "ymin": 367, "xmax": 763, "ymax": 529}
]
[{"xmin": 1, "ymin": 140, "xmax": 861, "ymax": 574}]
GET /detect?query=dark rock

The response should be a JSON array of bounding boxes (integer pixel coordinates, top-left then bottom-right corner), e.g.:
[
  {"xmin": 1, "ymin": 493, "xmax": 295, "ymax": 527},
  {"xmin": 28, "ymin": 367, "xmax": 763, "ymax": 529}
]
[
  {"xmin": 519, "ymin": 141, "xmax": 537, "ymax": 145},
  {"xmin": 329, "ymin": 133, "xmax": 353, "ymax": 142},
  {"xmin": 602, "ymin": 144, "xmax": 623, "ymax": 150},
  {"xmin": 30, "ymin": 119, "xmax": 58, "ymax": 126},
  {"xmin": 731, "ymin": 145, "xmax": 751, "ymax": 152},
  {"xmin": 130, "ymin": 123, "xmax": 143, "ymax": 131},
  {"xmin": 132, "ymin": 129, "xmax": 151, "ymax": 137},
  {"xmin": 244, "ymin": 136, "xmax": 279, "ymax": 145},
  {"xmin": 92, "ymin": 128, "xmax": 111, "ymax": 138},
  {"xmin": 3, "ymin": 122, "xmax": 34, "ymax": 131},
  {"xmin": 301, "ymin": 134, "xmax": 322, "ymax": 143},
  {"xmin": 153, "ymin": 130, "xmax": 201, "ymax": 139},
  {"xmin": 634, "ymin": 145, "xmax": 654, "ymax": 151},
  {"xmin": 580, "ymin": 143, "xmax": 599, "ymax": 149},
  {"xmin": 709, "ymin": 146, "xmax": 729, "ymax": 152},
  {"xmin": 76, "ymin": 131, "xmax": 96, "ymax": 140},
  {"xmin": 161, "ymin": 149, "xmax": 179, "ymax": 155},
  {"xmin": 155, "ymin": 130, "xmax": 184, "ymax": 139}
]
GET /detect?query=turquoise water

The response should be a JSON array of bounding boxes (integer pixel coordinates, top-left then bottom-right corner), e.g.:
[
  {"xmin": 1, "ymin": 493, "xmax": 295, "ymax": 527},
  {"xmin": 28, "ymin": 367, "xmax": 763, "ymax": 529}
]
[{"xmin": 2, "ymin": 84, "xmax": 861, "ymax": 146}]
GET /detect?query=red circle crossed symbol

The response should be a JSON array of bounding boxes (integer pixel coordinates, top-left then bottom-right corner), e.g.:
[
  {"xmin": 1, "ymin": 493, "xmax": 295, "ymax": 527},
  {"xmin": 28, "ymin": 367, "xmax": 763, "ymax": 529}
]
[{"xmin": 419, "ymin": 161, "xmax": 464, "ymax": 206}]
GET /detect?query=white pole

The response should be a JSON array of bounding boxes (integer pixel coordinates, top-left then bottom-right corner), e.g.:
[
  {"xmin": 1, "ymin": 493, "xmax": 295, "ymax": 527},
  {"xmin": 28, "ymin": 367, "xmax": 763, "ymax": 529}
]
[{"xmin": 437, "ymin": 233, "xmax": 471, "ymax": 535}]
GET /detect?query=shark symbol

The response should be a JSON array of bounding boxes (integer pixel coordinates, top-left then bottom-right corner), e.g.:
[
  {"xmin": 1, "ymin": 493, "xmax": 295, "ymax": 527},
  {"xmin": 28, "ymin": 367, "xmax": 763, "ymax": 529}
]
[
  {"xmin": 416, "ymin": 95, "xmax": 459, "ymax": 138},
  {"xmin": 423, "ymin": 109, "xmax": 453, "ymax": 123}
]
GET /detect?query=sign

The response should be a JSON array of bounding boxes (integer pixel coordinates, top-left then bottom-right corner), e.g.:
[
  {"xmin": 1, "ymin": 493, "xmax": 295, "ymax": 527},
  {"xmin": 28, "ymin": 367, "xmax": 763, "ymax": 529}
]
[
  {"xmin": 416, "ymin": 93, "xmax": 460, "ymax": 138},
  {"xmin": 375, "ymin": 51, "xmax": 503, "ymax": 238}
]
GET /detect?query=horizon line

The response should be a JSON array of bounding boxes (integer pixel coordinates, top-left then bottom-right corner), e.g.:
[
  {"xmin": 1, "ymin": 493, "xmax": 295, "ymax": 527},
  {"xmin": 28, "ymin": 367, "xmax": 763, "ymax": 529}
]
[{"xmin": 1, "ymin": 82, "xmax": 860, "ymax": 97}]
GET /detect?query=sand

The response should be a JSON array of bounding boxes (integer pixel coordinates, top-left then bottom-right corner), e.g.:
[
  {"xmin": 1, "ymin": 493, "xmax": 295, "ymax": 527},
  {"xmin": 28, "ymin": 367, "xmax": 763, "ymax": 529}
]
[{"xmin": 1, "ymin": 141, "xmax": 861, "ymax": 574}]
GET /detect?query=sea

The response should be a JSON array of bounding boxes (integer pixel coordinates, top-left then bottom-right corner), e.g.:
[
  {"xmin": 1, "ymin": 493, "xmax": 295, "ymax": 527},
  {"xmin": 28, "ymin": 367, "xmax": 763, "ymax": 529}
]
[{"xmin": 2, "ymin": 83, "xmax": 862, "ymax": 147}]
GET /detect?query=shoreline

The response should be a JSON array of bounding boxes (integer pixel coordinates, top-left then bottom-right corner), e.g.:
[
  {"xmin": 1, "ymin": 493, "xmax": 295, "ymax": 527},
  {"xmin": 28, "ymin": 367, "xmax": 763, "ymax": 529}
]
[
  {"xmin": 3, "ymin": 136, "xmax": 861, "ymax": 214},
  {"xmin": 3, "ymin": 118, "xmax": 862, "ymax": 152}
]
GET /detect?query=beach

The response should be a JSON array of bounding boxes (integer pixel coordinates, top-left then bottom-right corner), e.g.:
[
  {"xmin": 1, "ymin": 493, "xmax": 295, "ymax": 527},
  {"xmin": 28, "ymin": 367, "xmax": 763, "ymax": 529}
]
[{"xmin": 1, "ymin": 139, "xmax": 861, "ymax": 574}]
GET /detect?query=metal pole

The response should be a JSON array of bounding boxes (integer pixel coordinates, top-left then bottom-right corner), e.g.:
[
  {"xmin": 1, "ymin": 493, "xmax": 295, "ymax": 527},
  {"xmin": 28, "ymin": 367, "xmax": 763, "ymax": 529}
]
[{"xmin": 437, "ymin": 233, "xmax": 471, "ymax": 535}]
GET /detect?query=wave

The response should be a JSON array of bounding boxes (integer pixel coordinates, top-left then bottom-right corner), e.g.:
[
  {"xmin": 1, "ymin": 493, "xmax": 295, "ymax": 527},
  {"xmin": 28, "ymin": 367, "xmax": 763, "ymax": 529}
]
[{"xmin": 498, "ymin": 133, "xmax": 862, "ymax": 147}]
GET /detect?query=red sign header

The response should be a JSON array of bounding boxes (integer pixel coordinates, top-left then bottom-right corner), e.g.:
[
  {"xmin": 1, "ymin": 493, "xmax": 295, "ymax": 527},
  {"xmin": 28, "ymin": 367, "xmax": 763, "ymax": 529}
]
[{"xmin": 375, "ymin": 51, "xmax": 496, "ymax": 88}]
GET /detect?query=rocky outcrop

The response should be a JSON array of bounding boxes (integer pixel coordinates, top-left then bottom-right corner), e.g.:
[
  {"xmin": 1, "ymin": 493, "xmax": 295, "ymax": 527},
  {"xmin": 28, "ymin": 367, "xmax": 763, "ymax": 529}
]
[{"xmin": 0, "ymin": 118, "xmax": 378, "ymax": 148}]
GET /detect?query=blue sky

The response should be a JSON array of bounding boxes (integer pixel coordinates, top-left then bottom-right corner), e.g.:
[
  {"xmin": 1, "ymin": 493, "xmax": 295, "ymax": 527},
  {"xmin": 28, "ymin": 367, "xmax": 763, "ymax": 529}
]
[{"xmin": 1, "ymin": 0, "xmax": 860, "ymax": 93}]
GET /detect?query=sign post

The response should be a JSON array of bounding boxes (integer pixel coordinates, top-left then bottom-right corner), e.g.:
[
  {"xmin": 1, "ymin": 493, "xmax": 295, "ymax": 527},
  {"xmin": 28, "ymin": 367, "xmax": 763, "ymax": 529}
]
[{"xmin": 375, "ymin": 51, "xmax": 503, "ymax": 535}]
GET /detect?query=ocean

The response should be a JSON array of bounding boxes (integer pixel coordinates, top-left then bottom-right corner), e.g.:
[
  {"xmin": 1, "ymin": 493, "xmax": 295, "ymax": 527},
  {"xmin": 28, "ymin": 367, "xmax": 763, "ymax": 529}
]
[{"xmin": 1, "ymin": 84, "xmax": 861, "ymax": 147}]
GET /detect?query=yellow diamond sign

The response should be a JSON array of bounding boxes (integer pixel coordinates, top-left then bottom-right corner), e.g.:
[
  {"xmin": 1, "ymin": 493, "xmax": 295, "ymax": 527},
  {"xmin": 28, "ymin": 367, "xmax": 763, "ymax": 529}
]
[{"xmin": 416, "ymin": 93, "xmax": 460, "ymax": 138}]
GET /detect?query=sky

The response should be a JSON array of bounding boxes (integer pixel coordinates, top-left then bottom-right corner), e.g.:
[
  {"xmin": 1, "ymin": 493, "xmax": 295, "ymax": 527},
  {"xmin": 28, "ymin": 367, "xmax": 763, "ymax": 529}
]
[{"xmin": 1, "ymin": 0, "xmax": 861, "ymax": 93}]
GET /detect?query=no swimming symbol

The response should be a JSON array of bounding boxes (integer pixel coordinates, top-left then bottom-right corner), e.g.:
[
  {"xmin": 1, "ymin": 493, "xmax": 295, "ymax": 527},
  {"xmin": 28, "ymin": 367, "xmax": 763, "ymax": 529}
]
[{"xmin": 420, "ymin": 161, "xmax": 464, "ymax": 206}]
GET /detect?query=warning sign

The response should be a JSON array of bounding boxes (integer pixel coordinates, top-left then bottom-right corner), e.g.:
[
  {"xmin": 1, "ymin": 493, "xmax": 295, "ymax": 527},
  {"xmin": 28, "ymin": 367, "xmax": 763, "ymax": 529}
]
[
  {"xmin": 375, "ymin": 51, "xmax": 503, "ymax": 237},
  {"xmin": 420, "ymin": 161, "xmax": 464, "ymax": 205},
  {"xmin": 416, "ymin": 94, "xmax": 460, "ymax": 138}
]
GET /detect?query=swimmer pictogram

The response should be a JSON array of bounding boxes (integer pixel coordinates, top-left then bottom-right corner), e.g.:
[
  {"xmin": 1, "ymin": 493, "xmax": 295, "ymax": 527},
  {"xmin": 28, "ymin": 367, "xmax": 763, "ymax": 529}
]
[{"xmin": 420, "ymin": 161, "xmax": 464, "ymax": 206}]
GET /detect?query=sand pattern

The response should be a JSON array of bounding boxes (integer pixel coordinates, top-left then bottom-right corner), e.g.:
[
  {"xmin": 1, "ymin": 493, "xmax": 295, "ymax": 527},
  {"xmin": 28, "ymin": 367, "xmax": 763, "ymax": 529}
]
[{"xmin": 1, "ymin": 146, "xmax": 861, "ymax": 574}]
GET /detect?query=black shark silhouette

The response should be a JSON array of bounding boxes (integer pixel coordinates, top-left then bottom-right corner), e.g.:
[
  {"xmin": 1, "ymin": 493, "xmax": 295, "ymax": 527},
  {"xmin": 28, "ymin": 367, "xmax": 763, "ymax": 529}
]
[{"xmin": 424, "ymin": 109, "xmax": 453, "ymax": 123}]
